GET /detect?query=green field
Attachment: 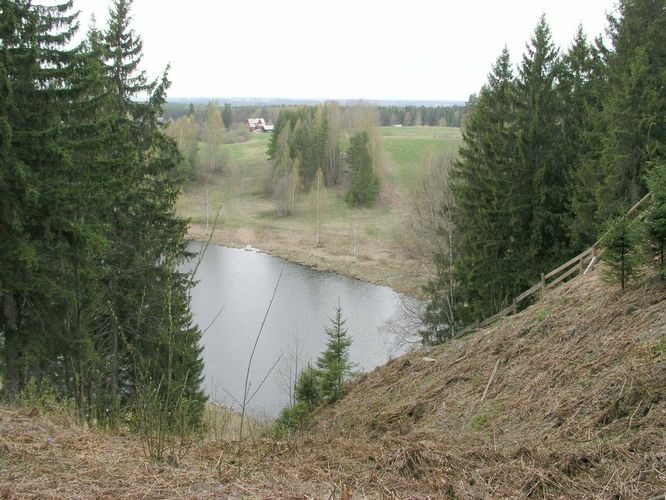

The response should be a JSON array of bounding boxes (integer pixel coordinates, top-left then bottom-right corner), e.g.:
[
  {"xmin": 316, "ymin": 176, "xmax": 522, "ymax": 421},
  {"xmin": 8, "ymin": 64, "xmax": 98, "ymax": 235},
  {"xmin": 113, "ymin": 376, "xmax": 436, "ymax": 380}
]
[
  {"xmin": 380, "ymin": 127, "xmax": 461, "ymax": 191},
  {"xmin": 177, "ymin": 127, "xmax": 462, "ymax": 296}
]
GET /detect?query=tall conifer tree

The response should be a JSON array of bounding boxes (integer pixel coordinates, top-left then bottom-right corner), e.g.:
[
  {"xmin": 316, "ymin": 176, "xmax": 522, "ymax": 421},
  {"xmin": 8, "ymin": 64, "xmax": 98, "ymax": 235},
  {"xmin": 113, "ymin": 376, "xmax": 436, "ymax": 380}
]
[
  {"xmin": 566, "ymin": 30, "xmax": 610, "ymax": 247},
  {"xmin": 515, "ymin": 16, "xmax": 573, "ymax": 275},
  {"xmin": 447, "ymin": 48, "xmax": 522, "ymax": 324},
  {"xmin": 99, "ymin": 0, "xmax": 205, "ymax": 422},
  {"xmin": 0, "ymin": 0, "xmax": 80, "ymax": 395},
  {"xmin": 598, "ymin": 0, "xmax": 665, "ymax": 217}
]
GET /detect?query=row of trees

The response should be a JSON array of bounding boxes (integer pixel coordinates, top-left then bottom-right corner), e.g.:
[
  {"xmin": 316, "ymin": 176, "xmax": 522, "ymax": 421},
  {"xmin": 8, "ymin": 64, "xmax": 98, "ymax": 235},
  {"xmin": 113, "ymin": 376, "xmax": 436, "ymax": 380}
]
[
  {"xmin": 377, "ymin": 104, "xmax": 465, "ymax": 127},
  {"xmin": 267, "ymin": 104, "xmax": 382, "ymax": 212},
  {"xmin": 163, "ymin": 102, "xmax": 466, "ymax": 132},
  {"xmin": 0, "ymin": 0, "xmax": 205, "ymax": 433},
  {"xmin": 165, "ymin": 101, "xmax": 232, "ymax": 179},
  {"xmin": 162, "ymin": 102, "xmax": 282, "ymax": 127},
  {"xmin": 423, "ymin": 0, "xmax": 665, "ymax": 342}
]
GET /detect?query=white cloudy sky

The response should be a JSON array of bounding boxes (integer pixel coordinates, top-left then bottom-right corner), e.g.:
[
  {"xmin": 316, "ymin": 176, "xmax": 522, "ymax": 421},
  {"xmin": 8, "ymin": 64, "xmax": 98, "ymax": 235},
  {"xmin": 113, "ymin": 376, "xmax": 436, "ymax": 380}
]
[{"xmin": 71, "ymin": 0, "xmax": 616, "ymax": 102}]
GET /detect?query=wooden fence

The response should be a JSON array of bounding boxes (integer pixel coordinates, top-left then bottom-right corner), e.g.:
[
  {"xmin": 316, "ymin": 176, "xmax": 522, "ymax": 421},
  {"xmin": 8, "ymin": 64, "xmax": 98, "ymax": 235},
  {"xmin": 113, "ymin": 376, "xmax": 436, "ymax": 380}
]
[{"xmin": 453, "ymin": 192, "xmax": 654, "ymax": 339}]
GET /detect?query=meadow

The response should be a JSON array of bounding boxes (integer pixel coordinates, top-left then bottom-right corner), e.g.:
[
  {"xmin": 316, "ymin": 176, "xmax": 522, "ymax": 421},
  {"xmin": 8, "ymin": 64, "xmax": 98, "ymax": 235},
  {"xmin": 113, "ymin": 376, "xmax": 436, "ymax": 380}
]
[{"xmin": 177, "ymin": 126, "xmax": 462, "ymax": 297}]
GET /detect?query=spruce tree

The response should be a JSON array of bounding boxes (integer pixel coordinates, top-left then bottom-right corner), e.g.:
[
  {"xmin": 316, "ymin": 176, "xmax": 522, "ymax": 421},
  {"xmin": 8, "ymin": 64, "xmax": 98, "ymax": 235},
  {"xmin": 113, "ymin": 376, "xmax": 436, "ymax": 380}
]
[
  {"xmin": 600, "ymin": 215, "xmax": 646, "ymax": 290},
  {"xmin": 515, "ymin": 16, "xmax": 573, "ymax": 276},
  {"xmin": 0, "ymin": 0, "xmax": 205, "ymax": 429},
  {"xmin": 0, "ymin": 0, "xmax": 81, "ymax": 396},
  {"xmin": 598, "ymin": 0, "xmax": 665, "ymax": 217},
  {"xmin": 99, "ymin": 0, "xmax": 206, "ymax": 424},
  {"xmin": 316, "ymin": 305, "xmax": 354, "ymax": 402},
  {"xmin": 346, "ymin": 131, "xmax": 379, "ymax": 206},
  {"xmin": 222, "ymin": 103, "xmax": 232, "ymax": 130},
  {"xmin": 567, "ymin": 32, "xmax": 610, "ymax": 248},
  {"xmin": 445, "ymin": 48, "xmax": 522, "ymax": 325}
]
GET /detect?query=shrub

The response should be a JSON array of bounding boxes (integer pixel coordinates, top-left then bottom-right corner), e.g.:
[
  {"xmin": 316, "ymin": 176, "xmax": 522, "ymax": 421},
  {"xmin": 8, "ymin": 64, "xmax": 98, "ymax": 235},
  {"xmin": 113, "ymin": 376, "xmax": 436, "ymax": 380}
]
[
  {"xmin": 273, "ymin": 401, "xmax": 311, "ymax": 436},
  {"xmin": 295, "ymin": 365, "xmax": 322, "ymax": 409}
]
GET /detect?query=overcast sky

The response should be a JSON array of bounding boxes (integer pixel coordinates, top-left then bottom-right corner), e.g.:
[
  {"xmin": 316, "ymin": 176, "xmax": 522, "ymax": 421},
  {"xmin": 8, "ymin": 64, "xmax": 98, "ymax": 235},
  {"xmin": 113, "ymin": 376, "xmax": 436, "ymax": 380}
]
[{"xmin": 72, "ymin": 0, "xmax": 616, "ymax": 102}]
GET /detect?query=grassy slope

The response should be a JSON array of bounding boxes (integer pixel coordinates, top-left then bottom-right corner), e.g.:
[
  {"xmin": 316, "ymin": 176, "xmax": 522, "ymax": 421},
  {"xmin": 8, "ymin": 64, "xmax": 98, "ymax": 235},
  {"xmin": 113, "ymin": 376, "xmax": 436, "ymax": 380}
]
[
  {"xmin": 177, "ymin": 127, "xmax": 462, "ymax": 297},
  {"xmin": 2, "ymin": 271, "xmax": 664, "ymax": 497},
  {"xmin": 279, "ymin": 272, "xmax": 666, "ymax": 498}
]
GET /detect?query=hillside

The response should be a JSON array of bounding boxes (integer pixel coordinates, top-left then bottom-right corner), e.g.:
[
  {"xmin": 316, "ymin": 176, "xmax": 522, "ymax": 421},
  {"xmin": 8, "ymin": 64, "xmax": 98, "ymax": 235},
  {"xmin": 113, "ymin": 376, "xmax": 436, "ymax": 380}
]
[
  {"xmin": 1, "ymin": 270, "xmax": 664, "ymax": 498},
  {"xmin": 278, "ymin": 271, "xmax": 665, "ymax": 497}
]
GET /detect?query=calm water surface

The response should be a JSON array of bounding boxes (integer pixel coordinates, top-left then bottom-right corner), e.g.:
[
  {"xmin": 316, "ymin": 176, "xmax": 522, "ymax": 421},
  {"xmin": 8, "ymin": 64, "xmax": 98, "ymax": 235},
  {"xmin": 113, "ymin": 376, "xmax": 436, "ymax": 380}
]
[{"xmin": 183, "ymin": 242, "xmax": 419, "ymax": 418}]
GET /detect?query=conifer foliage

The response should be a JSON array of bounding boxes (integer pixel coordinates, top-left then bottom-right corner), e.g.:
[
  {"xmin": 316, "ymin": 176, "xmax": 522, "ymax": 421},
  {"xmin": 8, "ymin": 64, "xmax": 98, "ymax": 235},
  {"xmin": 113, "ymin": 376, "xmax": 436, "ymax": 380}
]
[
  {"xmin": 645, "ymin": 162, "xmax": 666, "ymax": 278},
  {"xmin": 0, "ymin": 0, "xmax": 205, "ymax": 431},
  {"xmin": 600, "ymin": 215, "xmax": 646, "ymax": 290},
  {"xmin": 346, "ymin": 131, "xmax": 380, "ymax": 206},
  {"xmin": 274, "ymin": 305, "xmax": 354, "ymax": 435},
  {"xmin": 423, "ymin": 1, "xmax": 665, "ymax": 341},
  {"xmin": 316, "ymin": 304, "xmax": 354, "ymax": 402},
  {"xmin": 449, "ymin": 48, "xmax": 522, "ymax": 324}
]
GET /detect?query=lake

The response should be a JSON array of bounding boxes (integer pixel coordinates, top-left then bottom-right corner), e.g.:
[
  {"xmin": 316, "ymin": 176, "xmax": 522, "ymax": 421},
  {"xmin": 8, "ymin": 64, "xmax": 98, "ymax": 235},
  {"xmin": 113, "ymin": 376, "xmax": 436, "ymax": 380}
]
[{"xmin": 183, "ymin": 241, "xmax": 420, "ymax": 419}]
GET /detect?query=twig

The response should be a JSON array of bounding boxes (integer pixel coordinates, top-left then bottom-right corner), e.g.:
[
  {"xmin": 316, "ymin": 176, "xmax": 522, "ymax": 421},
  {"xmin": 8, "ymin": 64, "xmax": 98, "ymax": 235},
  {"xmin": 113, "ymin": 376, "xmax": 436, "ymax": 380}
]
[
  {"xmin": 247, "ymin": 354, "xmax": 283, "ymax": 406},
  {"xmin": 187, "ymin": 203, "xmax": 224, "ymax": 289},
  {"xmin": 600, "ymin": 468, "xmax": 617, "ymax": 497},
  {"xmin": 453, "ymin": 353, "xmax": 469, "ymax": 364},
  {"xmin": 201, "ymin": 305, "xmax": 225, "ymax": 338},
  {"xmin": 221, "ymin": 388, "xmax": 243, "ymax": 409},
  {"xmin": 481, "ymin": 359, "xmax": 501, "ymax": 402},
  {"xmin": 232, "ymin": 265, "xmax": 284, "ymax": 477},
  {"xmin": 627, "ymin": 401, "xmax": 643, "ymax": 429}
]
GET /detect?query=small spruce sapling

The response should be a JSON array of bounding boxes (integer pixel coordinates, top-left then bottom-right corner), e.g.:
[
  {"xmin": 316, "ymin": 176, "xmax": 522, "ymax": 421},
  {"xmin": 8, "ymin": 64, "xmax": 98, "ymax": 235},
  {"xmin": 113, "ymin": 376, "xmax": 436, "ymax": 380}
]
[
  {"xmin": 316, "ymin": 304, "xmax": 355, "ymax": 402},
  {"xmin": 600, "ymin": 214, "xmax": 646, "ymax": 291}
]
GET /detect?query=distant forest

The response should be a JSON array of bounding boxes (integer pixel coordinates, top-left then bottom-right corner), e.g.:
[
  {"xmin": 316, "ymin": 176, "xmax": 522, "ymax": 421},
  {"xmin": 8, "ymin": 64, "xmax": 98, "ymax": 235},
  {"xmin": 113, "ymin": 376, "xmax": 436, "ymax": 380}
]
[{"xmin": 162, "ymin": 102, "xmax": 465, "ymax": 129}]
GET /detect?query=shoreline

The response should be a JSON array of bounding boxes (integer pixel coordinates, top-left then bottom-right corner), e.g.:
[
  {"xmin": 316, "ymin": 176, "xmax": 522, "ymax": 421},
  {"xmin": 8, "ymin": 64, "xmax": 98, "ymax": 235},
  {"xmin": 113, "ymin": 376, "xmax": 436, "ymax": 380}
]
[{"xmin": 185, "ymin": 222, "xmax": 429, "ymax": 299}]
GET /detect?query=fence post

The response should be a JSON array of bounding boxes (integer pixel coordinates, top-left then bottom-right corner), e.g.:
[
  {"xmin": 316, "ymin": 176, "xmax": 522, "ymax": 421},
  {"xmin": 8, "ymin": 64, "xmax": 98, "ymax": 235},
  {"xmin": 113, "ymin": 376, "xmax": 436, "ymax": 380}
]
[
  {"xmin": 578, "ymin": 254, "xmax": 584, "ymax": 275},
  {"xmin": 540, "ymin": 273, "xmax": 546, "ymax": 290},
  {"xmin": 512, "ymin": 299, "xmax": 517, "ymax": 315}
]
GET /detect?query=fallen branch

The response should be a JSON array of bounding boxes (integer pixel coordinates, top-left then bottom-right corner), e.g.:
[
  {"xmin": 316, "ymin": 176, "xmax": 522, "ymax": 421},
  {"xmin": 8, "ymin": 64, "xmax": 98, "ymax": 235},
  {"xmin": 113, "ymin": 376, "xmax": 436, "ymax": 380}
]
[{"xmin": 481, "ymin": 359, "xmax": 501, "ymax": 402}]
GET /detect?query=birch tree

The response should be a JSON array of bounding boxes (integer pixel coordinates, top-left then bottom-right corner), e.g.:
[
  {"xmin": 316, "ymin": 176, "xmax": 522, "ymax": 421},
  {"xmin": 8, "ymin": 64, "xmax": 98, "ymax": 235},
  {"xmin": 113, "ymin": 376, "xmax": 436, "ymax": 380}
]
[{"xmin": 202, "ymin": 101, "xmax": 224, "ymax": 173}]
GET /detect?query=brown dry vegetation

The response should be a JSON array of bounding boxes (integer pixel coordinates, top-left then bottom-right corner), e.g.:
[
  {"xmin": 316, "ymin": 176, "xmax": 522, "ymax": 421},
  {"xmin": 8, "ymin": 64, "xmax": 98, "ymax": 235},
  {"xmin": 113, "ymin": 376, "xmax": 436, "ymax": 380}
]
[{"xmin": 2, "ymin": 270, "xmax": 665, "ymax": 498}]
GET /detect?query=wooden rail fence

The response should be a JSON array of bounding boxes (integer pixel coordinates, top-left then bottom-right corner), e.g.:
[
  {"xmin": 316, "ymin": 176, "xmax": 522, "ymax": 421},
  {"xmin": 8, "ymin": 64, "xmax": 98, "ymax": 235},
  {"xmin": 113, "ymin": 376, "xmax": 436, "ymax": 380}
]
[{"xmin": 453, "ymin": 192, "xmax": 654, "ymax": 339}]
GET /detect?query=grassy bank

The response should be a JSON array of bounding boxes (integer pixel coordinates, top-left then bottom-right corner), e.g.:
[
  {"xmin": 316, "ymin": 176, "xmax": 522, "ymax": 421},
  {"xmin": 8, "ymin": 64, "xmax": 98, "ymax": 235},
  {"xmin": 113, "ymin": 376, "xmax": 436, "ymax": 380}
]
[{"xmin": 177, "ymin": 126, "xmax": 462, "ymax": 297}]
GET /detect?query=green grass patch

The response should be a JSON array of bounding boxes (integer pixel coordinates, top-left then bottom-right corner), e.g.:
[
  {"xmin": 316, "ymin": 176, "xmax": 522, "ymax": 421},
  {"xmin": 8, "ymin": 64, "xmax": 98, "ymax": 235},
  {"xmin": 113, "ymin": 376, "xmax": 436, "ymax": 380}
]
[
  {"xmin": 469, "ymin": 401, "xmax": 504, "ymax": 430},
  {"xmin": 534, "ymin": 307, "xmax": 552, "ymax": 322},
  {"xmin": 379, "ymin": 127, "xmax": 461, "ymax": 192}
]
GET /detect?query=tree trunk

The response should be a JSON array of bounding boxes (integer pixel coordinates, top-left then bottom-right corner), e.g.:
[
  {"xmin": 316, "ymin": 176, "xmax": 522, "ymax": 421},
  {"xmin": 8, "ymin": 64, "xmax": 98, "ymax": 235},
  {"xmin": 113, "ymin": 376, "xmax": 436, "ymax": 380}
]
[{"xmin": 2, "ymin": 289, "xmax": 20, "ymax": 396}]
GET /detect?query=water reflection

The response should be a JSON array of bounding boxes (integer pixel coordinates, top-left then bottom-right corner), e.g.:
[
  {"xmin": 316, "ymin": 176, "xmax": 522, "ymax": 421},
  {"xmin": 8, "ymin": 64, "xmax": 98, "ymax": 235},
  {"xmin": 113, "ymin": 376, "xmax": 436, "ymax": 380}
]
[{"xmin": 182, "ymin": 242, "xmax": 420, "ymax": 418}]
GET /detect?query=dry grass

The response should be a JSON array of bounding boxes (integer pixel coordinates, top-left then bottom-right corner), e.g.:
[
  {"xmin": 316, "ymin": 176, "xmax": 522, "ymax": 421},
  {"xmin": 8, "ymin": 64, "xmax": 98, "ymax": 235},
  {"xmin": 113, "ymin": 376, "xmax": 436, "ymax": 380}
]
[
  {"xmin": 2, "ymin": 271, "xmax": 665, "ymax": 498},
  {"xmin": 0, "ymin": 406, "xmax": 218, "ymax": 498},
  {"xmin": 264, "ymin": 271, "xmax": 666, "ymax": 498}
]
